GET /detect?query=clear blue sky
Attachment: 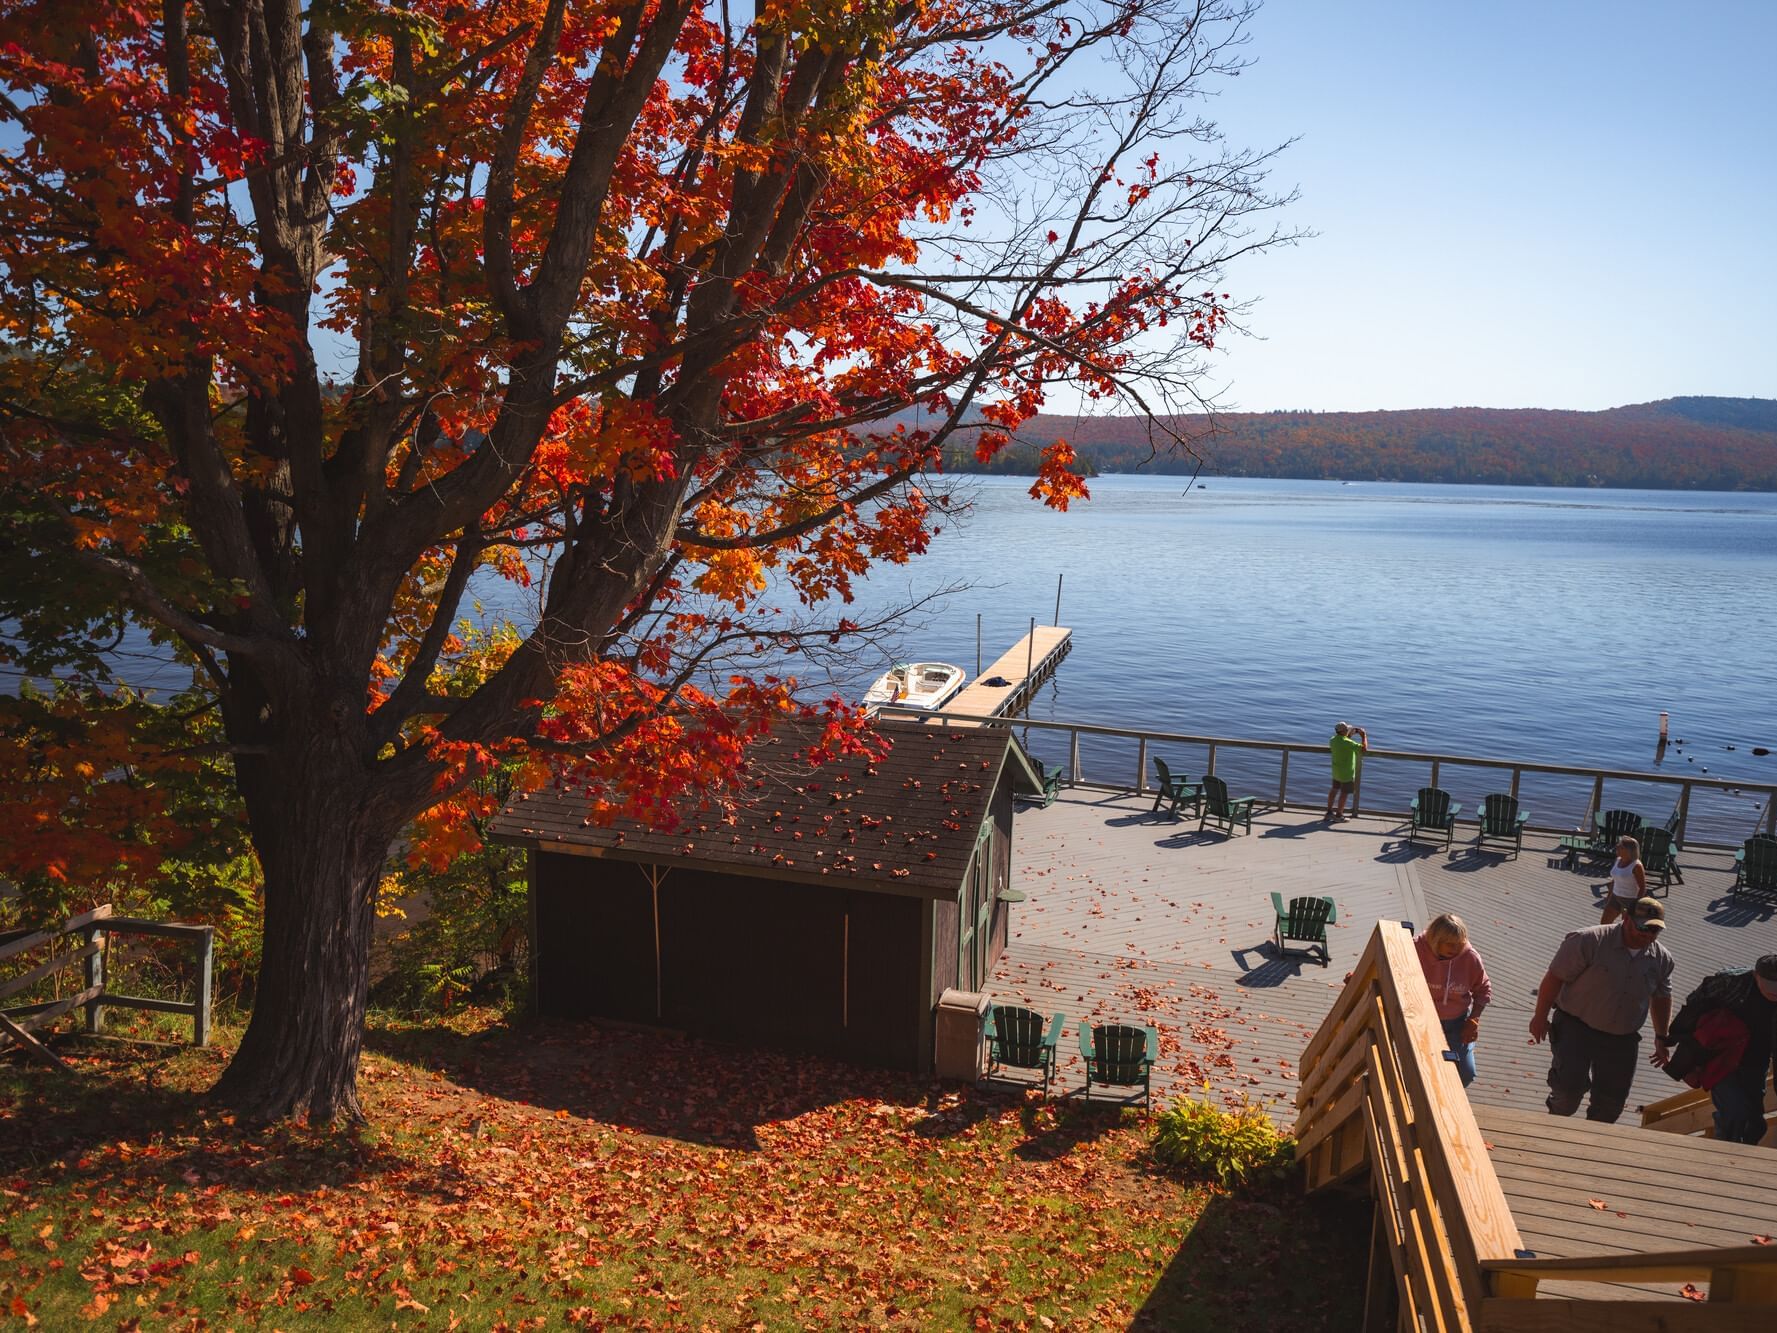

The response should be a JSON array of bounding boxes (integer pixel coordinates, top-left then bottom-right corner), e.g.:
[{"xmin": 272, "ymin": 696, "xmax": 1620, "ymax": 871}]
[{"xmin": 1196, "ymin": 0, "xmax": 1777, "ymax": 412}]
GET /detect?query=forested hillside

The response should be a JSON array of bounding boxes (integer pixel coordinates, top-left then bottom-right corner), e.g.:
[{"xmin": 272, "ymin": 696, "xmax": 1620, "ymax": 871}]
[{"xmin": 941, "ymin": 397, "xmax": 1777, "ymax": 489}]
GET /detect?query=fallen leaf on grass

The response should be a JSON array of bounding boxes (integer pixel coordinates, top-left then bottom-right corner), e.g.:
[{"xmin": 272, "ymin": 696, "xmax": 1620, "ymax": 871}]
[
  {"xmin": 10, "ymin": 1296, "xmax": 38, "ymax": 1327},
  {"xmin": 290, "ymin": 1266, "xmax": 317, "ymax": 1285}
]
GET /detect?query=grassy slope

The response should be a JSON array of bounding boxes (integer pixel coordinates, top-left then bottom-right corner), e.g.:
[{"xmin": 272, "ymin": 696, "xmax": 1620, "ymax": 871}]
[{"xmin": 1, "ymin": 1009, "xmax": 1365, "ymax": 1330}]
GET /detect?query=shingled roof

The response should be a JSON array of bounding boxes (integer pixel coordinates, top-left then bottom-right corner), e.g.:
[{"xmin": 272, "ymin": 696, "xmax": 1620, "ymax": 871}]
[{"xmin": 487, "ymin": 719, "xmax": 1040, "ymax": 898}]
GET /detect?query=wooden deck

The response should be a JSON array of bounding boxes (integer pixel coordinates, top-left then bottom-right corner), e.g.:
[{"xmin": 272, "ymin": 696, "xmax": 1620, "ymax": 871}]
[
  {"xmin": 993, "ymin": 790, "xmax": 1777, "ymax": 1115},
  {"xmin": 941, "ymin": 626, "xmax": 1072, "ymax": 721},
  {"xmin": 1473, "ymin": 1102, "xmax": 1777, "ymax": 1301},
  {"xmin": 995, "ymin": 790, "xmax": 1777, "ymax": 1305}
]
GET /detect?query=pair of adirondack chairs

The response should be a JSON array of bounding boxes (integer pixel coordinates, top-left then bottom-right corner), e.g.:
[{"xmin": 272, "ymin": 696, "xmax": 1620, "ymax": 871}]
[
  {"xmin": 1152, "ymin": 761, "xmax": 1257, "ymax": 835},
  {"xmin": 984, "ymin": 1003, "xmax": 1159, "ymax": 1107},
  {"xmin": 1734, "ymin": 835, "xmax": 1777, "ymax": 905},
  {"xmin": 1271, "ymin": 892, "xmax": 1338, "ymax": 966},
  {"xmin": 1407, "ymin": 788, "xmax": 1528, "ymax": 856},
  {"xmin": 1556, "ymin": 808, "xmax": 1683, "ymax": 892}
]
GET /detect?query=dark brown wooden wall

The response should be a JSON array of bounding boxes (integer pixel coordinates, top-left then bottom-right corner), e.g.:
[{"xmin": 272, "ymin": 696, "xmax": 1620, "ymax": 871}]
[{"xmin": 532, "ymin": 853, "xmax": 926, "ymax": 1069}]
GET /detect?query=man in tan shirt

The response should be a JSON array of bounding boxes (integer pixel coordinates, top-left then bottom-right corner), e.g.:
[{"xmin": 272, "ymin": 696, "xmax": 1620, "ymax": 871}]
[{"xmin": 1528, "ymin": 898, "xmax": 1674, "ymax": 1123}]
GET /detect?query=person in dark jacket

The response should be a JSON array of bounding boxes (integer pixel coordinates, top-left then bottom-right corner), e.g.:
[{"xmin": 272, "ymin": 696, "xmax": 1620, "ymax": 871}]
[{"xmin": 1667, "ymin": 954, "xmax": 1777, "ymax": 1145}]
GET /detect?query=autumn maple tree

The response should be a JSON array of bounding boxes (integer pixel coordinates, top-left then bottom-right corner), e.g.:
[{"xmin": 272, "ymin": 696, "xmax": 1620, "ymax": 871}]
[{"xmin": 0, "ymin": 0, "xmax": 1287, "ymax": 1120}]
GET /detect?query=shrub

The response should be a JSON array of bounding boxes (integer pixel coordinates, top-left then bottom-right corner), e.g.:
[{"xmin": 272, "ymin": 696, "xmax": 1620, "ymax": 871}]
[{"xmin": 1151, "ymin": 1092, "xmax": 1296, "ymax": 1187}]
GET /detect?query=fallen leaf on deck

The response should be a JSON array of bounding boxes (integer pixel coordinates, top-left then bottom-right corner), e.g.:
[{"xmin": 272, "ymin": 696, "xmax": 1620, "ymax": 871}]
[
  {"xmin": 1679, "ymin": 1284, "xmax": 1706, "ymax": 1302},
  {"xmin": 1753, "ymin": 1234, "xmax": 1772, "ymax": 1245},
  {"xmin": 1587, "ymin": 1199, "xmax": 1607, "ymax": 1210}
]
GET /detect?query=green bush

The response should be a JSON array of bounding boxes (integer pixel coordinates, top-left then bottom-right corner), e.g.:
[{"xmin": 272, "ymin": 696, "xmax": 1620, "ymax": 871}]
[{"xmin": 1151, "ymin": 1092, "xmax": 1296, "ymax": 1187}]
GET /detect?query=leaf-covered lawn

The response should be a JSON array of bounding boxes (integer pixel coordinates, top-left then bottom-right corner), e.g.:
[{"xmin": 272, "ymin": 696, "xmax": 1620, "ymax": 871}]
[{"xmin": 1, "ymin": 1010, "xmax": 1365, "ymax": 1329}]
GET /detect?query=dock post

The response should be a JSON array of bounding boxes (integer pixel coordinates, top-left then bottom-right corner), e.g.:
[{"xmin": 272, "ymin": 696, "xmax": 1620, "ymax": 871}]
[
  {"xmin": 1053, "ymin": 574, "xmax": 1063, "ymax": 626},
  {"xmin": 976, "ymin": 615, "xmax": 982, "ymax": 677},
  {"xmin": 1025, "ymin": 617, "xmax": 1035, "ymax": 683}
]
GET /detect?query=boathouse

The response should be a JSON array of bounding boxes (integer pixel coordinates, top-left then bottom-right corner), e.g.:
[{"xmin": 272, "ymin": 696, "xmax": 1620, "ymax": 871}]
[{"xmin": 487, "ymin": 719, "xmax": 1045, "ymax": 1071}]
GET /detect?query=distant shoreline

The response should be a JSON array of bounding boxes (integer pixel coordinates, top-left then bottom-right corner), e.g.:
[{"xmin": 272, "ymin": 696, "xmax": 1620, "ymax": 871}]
[{"xmin": 932, "ymin": 395, "xmax": 1777, "ymax": 491}]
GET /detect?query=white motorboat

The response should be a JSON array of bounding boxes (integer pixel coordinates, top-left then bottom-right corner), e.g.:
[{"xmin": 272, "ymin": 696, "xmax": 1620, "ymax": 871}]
[{"xmin": 862, "ymin": 662, "xmax": 967, "ymax": 712}]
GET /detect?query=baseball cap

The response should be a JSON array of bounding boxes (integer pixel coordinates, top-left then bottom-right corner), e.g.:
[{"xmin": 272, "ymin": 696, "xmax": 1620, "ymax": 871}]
[
  {"xmin": 1755, "ymin": 954, "xmax": 1777, "ymax": 981},
  {"xmin": 1625, "ymin": 898, "xmax": 1665, "ymax": 932}
]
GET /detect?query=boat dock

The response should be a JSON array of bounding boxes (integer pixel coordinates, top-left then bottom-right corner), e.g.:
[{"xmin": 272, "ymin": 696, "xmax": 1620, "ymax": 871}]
[{"xmin": 942, "ymin": 625, "xmax": 1073, "ymax": 722}]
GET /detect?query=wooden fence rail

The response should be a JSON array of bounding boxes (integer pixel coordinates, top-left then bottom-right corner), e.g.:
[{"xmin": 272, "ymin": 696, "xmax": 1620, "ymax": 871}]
[
  {"xmin": 1640, "ymin": 1073, "xmax": 1777, "ymax": 1140},
  {"xmin": 0, "ymin": 904, "xmax": 213, "ymax": 1067},
  {"xmin": 883, "ymin": 706, "xmax": 1777, "ymax": 849},
  {"xmin": 1297, "ymin": 922, "xmax": 1777, "ymax": 1330}
]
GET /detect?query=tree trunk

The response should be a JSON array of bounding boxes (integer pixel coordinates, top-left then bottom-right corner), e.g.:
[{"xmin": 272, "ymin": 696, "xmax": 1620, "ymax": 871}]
[{"xmin": 210, "ymin": 739, "xmax": 396, "ymax": 1123}]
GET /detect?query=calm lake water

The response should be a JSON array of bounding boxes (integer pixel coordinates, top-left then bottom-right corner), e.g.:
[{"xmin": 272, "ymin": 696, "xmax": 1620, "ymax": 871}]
[
  {"xmin": 830, "ymin": 476, "xmax": 1777, "ymax": 844},
  {"xmin": 47, "ymin": 475, "xmax": 1775, "ymax": 844}
]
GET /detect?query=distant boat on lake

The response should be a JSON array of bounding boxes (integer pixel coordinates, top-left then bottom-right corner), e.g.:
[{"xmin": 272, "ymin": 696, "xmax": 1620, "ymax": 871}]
[{"xmin": 862, "ymin": 662, "xmax": 966, "ymax": 711}]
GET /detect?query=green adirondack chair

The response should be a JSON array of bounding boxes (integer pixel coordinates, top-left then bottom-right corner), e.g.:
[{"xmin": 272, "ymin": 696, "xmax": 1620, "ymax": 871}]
[
  {"xmin": 1271, "ymin": 892, "xmax": 1338, "ymax": 965},
  {"xmin": 1151, "ymin": 757, "xmax": 1202, "ymax": 818},
  {"xmin": 1591, "ymin": 808, "xmax": 1645, "ymax": 858},
  {"xmin": 1078, "ymin": 1020, "xmax": 1160, "ymax": 1108},
  {"xmin": 1637, "ymin": 823, "xmax": 1682, "ymax": 893},
  {"xmin": 1198, "ymin": 773, "xmax": 1256, "ymax": 836},
  {"xmin": 1733, "ymin": 835, "xmax": 1777, "ymax": 905},
  {"xmin": 1406, "ymin": 786, "xmax": 1462, "ymax": 850},
  {"xmin": 1475, "ymin": 793, "xmax": 1529, "ymax": 858},
  {"xmin": 985, "ymin": 1004, "xmax": 1066, "ymax": 1095}
]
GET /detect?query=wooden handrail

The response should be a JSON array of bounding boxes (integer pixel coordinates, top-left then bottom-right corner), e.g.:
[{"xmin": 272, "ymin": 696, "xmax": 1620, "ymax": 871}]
[
  {"xmin": 1483, "ymin": 1244, "xmax": 1777, "ymax": 1309},
  {"xmin": 1640, "ymin": 1073, "xmax": 1777, "ymax": 1138},
  {"xmin": 1296, "ymin": 922, "xmax": 1523, "ymax": 1330}
]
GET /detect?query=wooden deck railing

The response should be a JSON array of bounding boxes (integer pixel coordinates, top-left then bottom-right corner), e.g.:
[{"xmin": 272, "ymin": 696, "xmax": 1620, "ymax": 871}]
[
  {"xmin": 1640, "ymin": 1073, "xmax": 1777, "ymax": 1140},
  {"xmin": 882, "ymin": 706, "xmax": 1777, "ymax": 848},
  {"xmin": 0, "ymin": 904, "xmax": 214, "ymax": 1067},
  {"xmin": 1297, "ymin": 922, "xmax": 1777, "ymax": 1330},
  {"xmin": 1295, "ymin": 921, "xmax": 1522, "ymax": 1330}
]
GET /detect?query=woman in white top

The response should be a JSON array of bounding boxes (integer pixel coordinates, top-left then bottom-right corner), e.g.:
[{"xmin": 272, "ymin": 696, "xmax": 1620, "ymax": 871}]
[{"xmin": 1598, "ymin": 835, "xmax": 1648, "ymax": 924}]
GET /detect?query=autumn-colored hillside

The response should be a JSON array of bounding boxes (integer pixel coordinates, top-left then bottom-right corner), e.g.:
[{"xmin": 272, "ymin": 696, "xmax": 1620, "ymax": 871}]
[{"xmin": 943, "ymin": 397, "xmax": 1777, "ymax": 489}]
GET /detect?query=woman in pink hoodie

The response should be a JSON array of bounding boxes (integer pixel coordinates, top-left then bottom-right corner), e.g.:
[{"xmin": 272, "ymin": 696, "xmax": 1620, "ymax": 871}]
[{"xmin": 1414, "ymin": 913, "xmax": 1493, "ymax": 1088}]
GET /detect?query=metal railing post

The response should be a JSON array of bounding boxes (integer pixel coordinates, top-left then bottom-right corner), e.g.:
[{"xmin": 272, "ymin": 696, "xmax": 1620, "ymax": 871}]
[
  {"xmin": 193, "ymin": 927, "xmax": 214, "ymax": 1047},
  {"xmin": 1136, "ymin": 737, "xmax": 1148, "ymax": 793},
  {"xmin": 1069, "ymin": 729, "xmax": 1082, "ymax": 784},
  {"xmin": 1278, "ymin": 749, "xmax": 1291, "ymax": 808},
  {"xmin": 82, "ymin": 924, "xmax": 105, "ymax": 1036}
]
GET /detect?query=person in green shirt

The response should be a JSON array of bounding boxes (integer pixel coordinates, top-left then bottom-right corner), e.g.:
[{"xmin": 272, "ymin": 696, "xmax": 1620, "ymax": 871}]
[{"xmin": 1325, "ymin": 721, "xmax": 1368, "ymax": 822}]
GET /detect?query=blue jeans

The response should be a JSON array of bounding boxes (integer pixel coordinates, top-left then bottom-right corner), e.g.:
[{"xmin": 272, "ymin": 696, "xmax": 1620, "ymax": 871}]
[
  {"xmin": 1441, "ymin": 1016, "xmax": 1477, "ymax": 1088},
  {"xmin": 1712, "ymin": 1073, "xmax": 1770, "ymax": 1145}
]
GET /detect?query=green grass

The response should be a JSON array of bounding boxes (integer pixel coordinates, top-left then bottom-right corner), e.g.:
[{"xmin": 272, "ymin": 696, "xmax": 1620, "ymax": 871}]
[{"xmin": 1, "ymin": 1009, "xmax": 1366, "ymax": 1329}]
